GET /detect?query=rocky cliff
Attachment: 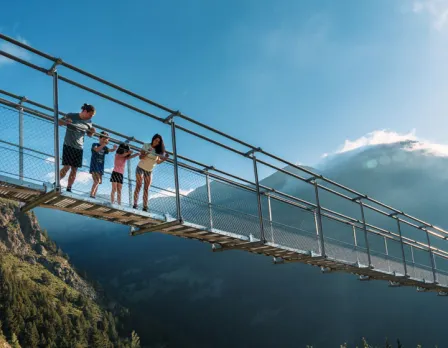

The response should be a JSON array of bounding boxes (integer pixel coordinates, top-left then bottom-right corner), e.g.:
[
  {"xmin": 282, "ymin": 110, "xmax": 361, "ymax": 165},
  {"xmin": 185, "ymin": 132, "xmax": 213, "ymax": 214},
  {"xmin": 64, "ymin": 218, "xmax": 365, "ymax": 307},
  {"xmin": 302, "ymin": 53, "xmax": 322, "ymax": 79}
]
[{"xmin": 0, "ymin": 200, "xmax": 96, "ymax": 300}]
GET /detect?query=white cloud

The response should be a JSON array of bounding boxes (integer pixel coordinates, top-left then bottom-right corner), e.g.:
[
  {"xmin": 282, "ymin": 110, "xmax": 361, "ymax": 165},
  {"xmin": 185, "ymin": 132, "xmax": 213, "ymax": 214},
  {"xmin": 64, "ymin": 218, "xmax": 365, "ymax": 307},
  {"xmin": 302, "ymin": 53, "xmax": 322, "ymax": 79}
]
[
  {"xmin": 338, "ymin": 129, "xmax": 418, "ymax": 153},
  {"xmin": 413, "ymin": 0, "xmax": 448, "ymax": 30},
  {"xmin": 333, "ymin": 129, "xmax": 448, "ymax": 157},
  {"xmin": 0, "ymin": 36, "xmax": 31, "ymax": 67}
]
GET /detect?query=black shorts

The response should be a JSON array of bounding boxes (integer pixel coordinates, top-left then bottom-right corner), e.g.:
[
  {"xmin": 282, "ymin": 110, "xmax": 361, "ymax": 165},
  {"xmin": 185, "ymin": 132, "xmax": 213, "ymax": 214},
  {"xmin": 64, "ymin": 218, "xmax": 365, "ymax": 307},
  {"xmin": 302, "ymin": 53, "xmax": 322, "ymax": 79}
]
[
  {"xmin": 62, "ymin": 145, "xmax": 83, "ymax": 168},
  {"xmin": 110, "ymin": 171, "xmax": 124, "ymax": 184}
]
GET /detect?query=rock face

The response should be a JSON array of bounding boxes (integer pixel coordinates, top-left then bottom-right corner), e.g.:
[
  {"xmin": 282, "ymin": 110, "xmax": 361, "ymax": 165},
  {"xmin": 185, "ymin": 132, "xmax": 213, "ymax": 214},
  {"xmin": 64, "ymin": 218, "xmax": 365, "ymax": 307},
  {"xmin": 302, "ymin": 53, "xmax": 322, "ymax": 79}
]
[
  {"xmin": 0, "ymin": 200, "xmax": 96, "ymax": 300},
  {"xmin": 0, "ymin": 336, "xmax": 11, "ymax": 348}
]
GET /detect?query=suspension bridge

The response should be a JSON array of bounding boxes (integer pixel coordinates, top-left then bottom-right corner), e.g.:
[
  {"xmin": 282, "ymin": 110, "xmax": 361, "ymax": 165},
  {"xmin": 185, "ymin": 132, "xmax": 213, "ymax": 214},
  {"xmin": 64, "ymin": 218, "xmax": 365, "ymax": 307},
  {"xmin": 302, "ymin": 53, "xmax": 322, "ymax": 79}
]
[{"xmin": 1, "ymin": 33, "xmax": 448, "ymax": 296}]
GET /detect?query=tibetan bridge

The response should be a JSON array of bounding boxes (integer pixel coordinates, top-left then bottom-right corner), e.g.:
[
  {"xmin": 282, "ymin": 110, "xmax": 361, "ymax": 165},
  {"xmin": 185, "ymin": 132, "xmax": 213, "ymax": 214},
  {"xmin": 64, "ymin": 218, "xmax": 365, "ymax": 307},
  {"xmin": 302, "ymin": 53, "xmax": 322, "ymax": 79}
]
[{"xmin": 1, "ymin": 33, "xmax": 448, "ymax": 296}]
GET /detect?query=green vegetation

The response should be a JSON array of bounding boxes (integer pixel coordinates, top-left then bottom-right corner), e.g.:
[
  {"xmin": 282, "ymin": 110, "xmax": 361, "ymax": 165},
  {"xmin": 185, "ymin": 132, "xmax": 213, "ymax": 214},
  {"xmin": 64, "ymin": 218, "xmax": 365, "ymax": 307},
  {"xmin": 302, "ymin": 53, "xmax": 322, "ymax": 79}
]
[
  {"xmin": 0, "ymin": 199, "xmax": 141, "ymax": 348},
  {"xmin": 0, "ymin": 253, "xmax": 140, "ymax": 348}
]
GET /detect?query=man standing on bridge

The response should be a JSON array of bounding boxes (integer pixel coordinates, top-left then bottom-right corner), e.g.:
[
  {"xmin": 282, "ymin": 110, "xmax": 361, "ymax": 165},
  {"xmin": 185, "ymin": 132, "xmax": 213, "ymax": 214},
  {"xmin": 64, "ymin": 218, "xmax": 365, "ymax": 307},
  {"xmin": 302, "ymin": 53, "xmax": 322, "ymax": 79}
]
[{"xmin": 58, "ymin": 103, "xmax": 96, "ymax": 192}]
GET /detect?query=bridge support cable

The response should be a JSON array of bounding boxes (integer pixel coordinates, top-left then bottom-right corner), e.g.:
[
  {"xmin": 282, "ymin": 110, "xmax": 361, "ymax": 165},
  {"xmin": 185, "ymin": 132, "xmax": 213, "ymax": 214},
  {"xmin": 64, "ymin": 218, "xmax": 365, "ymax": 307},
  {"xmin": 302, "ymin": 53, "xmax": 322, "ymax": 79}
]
[
  {"xmin": 170, "ymin": 121, "xmax": 182, "ymax": 222},
  {"xmin": 252, "ymin": 156, "xmax": 265, "ymax": 243},
  {"xmin": 359, "ymin": 200, "xmax": 373, "ymax": 268},
  {"xmin": 313, "ymin": 181, "xmax": 326, "ymax": 258},
  {"xmin": 396, "ymin": 219, "xmax": 409, "ymax": 277},
  {"xmin": 52, "ymin": 71, "xmax": 61, "ymax": 190}
]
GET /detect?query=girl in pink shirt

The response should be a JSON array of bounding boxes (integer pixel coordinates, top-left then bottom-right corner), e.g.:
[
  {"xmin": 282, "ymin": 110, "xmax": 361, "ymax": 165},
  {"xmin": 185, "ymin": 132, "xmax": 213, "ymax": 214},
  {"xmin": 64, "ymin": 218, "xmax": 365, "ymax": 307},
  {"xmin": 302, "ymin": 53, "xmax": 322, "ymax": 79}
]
[{"xmin": 110, "ymin": 143, "xmax": 139, "ymax": 205}]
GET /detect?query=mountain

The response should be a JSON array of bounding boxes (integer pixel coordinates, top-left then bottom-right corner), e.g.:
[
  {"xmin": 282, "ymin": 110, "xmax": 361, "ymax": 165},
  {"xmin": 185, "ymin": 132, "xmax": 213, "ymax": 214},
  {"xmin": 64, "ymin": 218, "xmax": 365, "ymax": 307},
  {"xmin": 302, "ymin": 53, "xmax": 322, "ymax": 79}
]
[
  {"xmin": 0, "ymin": 199, "xmax": 141, "ymax": 348},
  {"xmin": 35, "ymin": 137, "xmax": 448, "ymax": 347}
]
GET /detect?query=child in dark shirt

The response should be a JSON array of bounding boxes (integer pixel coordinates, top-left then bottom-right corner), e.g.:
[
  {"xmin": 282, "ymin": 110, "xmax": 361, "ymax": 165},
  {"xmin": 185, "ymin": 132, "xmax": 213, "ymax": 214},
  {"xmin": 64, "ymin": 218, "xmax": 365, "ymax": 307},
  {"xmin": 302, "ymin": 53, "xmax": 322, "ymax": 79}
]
[{"xmin": 89, "ymin": 131, "xmax": 117, "ymax": 198}]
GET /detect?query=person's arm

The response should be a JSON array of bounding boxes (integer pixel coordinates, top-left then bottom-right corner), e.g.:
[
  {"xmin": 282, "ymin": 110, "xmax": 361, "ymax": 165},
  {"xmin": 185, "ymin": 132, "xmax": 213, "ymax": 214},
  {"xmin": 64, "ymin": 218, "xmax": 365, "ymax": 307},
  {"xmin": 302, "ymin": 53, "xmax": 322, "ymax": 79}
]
[
  {"xmin": 156, "ymin": 153, "xmax": 169, "ymax": 164},
  {"xmin": 87, "ymin": 126, "xmax": 96, "ymax": 138},
  {"xmin": 109, "ymin": 144, "xmax": 118, "ymax": 153},
  {"xmin": 58, "ymin": 117, "xmax": 72, "ymax": 126},
  {"xmin": 93, "ymin": 143, "xmax": 106, "ymax": 153},
  {"xmin": 129, "ymin": 152, "xmax": 140, "ymax": 160}
]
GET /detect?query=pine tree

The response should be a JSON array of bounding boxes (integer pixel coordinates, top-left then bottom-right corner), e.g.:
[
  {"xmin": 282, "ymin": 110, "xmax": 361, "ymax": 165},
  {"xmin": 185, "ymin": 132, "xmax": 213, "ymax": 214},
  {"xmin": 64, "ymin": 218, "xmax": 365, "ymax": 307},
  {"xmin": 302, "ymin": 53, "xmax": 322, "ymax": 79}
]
[
  {"xmin": 23, "ymin": 322, "xmax": 39, "ymax": 348},
  {"xmin": 10, "ymin": 332, "xmax": 21, "ymax": 348},
  {"xmin": 39, "ymin": 333, "xmax": 47, "ymax": 347},
  {"xmin": 130, "ymin": 330, "xmax": 141, "ymax": 348}
]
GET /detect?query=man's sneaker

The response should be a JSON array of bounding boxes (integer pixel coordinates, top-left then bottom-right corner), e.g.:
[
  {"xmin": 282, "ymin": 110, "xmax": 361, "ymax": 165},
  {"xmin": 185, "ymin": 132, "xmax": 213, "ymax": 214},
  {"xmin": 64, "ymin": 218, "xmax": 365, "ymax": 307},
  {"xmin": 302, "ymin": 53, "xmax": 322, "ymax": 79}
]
[
  {"xmin": 66, "ymin": 187, "xmax": 72, "ymax": 193},
  {"xmin": 132, "ymin": 204, "xmax": 138, "ymax": 209},
  {"xmin": 142, "ymin": 206, "xmax": 148, "ymax": 212}
]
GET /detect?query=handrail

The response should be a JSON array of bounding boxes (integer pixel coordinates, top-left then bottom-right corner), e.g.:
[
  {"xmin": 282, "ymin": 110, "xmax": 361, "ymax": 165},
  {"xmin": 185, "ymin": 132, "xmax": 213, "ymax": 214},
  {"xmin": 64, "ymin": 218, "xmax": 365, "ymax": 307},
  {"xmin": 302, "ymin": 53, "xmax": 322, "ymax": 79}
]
[
  {"xmin": 1, "ymin": 33, "xmax": 445, "ymax": 238},
  {"xmin": 2, "ymin": 96, "xmax": 448, "ymax": 262}
]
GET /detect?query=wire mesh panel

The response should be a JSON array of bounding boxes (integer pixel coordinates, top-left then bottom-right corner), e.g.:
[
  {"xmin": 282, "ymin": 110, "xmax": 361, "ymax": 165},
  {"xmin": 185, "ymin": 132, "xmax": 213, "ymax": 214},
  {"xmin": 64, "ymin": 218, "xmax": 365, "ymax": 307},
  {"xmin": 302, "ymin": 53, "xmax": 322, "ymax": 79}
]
[
  {"xmin": 266, "ymin": 196, "xmax": 318, "ymax": 254},
  {"xmin": 0, "ymin": 104, "xmax": 55, "ymax": 185},
  {"xmin": 406, "ymin": 246, "xmax": 434, "ymax": 282},
  {"xmin": 384, "ymin": 238, "xmax": 406, "ymax": 275},
  {"xmin": 434, "ymin": 254, "xmax": 448, "ymax": 287},
  {"xmin": 321, "ymin": 216, "xmax": 360, "ymax": 264},
  {"xmin": 367, "ymin": 233, "xmax": 389, "ymax": 272},
  {"xmin": 207, "ymin": 178, "xmax": 261, "ymax": 240}
]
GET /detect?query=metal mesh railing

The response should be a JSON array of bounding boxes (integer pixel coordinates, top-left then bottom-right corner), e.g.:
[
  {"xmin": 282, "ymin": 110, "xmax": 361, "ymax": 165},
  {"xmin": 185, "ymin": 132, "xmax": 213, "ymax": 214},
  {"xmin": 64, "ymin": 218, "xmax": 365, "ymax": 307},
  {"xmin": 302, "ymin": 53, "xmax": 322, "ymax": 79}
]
[
  {"xmin": 3, "ymin": 79, "xmax": 448, "ymax": 294},
  {"xmin": 3, "ymin": 97, "xmax": 448, "ymax": 290}
]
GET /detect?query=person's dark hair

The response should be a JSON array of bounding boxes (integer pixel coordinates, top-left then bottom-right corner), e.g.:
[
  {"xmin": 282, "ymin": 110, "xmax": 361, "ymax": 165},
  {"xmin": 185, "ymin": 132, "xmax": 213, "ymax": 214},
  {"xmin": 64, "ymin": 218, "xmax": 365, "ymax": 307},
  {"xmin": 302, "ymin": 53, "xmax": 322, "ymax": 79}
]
[
  {"xmin": 81, "ymin": 103, "xmax": 95, "ymax": 113},
  {"xmin": 151, "ymin": 134, "xmax": 165, "ymax": 155},
  {"xmin": 117, "ymin": 143, "xmax": 130, "ymax": 156},
  {"xmin": 99, "ymin": 131, "xmax": 109, "ymax": 139}
]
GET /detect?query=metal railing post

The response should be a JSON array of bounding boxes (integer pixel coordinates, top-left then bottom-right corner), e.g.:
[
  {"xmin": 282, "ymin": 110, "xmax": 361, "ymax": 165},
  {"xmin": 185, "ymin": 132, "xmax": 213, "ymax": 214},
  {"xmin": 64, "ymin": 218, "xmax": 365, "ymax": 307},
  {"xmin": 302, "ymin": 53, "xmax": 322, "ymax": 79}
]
[
  {"xmin": 205, "ymin": 172, "xmax": 213, "ymax": 230},
  {"xmin": 252, "ymin": 157, "xmax": 265, "ymax": 242},
  {"xmin": 314, "ymin": 181, "xmax": 325, "ymax": 257},
  {"xmin": 127, "ymin": 159, "xmax": 133, "ymax": 207},
  {"xmin": 170, "ymin": 121, "xmax": 181, "ymax": 221},
  {"xmin": 359, "ymin": 200, "xmax": 372, "ymax": 268},
  {"xmin": 267, "ymin": 193, "xmax": 274, "ymax": 243},
  {"xmin": 18, "ymin": 98, "xmax": 24, "ymax": 180},
  {"xmin": 396, "ymin": 219, "xmax": 408, "ymax": 277},
  {"xmin": 352, "ymin": 225, "xmax": 359, "ymax": 264},
  {"xmin": 384, "ymin": 237, "xmax": 391, "ymax": 273},
  {"xmin": 424, "ymin": 229, "xmax": 438, "ymax": 283},
  {"xmin": 53, "ymin": 71, "xmax": 60, "ymax": 189}
]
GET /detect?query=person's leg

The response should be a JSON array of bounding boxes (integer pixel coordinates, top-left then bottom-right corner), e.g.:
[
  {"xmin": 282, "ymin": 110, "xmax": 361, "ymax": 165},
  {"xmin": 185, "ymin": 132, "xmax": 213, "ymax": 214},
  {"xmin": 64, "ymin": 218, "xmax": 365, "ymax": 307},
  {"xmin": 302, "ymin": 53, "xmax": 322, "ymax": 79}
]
[
  {"xmin": 94, "ymin": 174, "xmax": 102, "ymax": 196},
  {"xmin": 117, "ymin": 183, "xmax": 122, "ymax": 205},
  {"xmin": 60, "ymin": 165, "xmax": 71, "ymax": 179},
  {"xmin": 67, "ymin": 166, "xmax": 78, "ymax": 190},
  {"xmin": 111, "ymin": 182, "xmax": 117, "ymax": 203},
  {"xmin": 60, "ymin": 145, "xmax": 71, "ymax": 180},
  {"xmin": 142, "ymin": 173, "xmax": 153, "ymax": 209},
  {"xmin": 90, "ymin": 173, "xmax": 100, "ymax": 197},
  {"xmin": 133, "ymin": 172, "xmax": 143, "ymax": 207}
]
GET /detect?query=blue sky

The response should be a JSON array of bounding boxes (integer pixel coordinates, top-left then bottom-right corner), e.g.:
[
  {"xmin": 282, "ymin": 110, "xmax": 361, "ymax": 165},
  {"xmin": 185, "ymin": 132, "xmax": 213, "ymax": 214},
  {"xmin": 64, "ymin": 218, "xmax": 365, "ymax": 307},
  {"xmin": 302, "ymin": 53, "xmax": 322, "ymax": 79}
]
[{"xmin": 1, "ymin": 0, "xmax": 448, "ymax": 182}]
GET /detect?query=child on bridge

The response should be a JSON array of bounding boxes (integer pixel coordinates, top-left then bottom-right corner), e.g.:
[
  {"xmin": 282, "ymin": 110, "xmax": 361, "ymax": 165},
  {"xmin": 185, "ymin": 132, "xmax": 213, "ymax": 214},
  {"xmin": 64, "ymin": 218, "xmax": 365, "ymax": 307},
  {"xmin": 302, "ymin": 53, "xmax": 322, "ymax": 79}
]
[
  {"xmin": 110, "ymin": 143, "xmax": 139, "ymax": 205},
  {"xmin": 89, "ymin": 131, "xmax": 117, "ymax": 199}
]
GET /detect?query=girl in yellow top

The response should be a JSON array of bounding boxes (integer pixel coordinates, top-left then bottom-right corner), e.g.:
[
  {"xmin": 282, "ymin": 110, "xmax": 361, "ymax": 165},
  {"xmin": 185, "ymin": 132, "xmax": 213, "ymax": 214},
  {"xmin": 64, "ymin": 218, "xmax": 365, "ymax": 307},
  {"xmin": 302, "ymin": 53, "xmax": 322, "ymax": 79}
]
[{"xmin": 132, "ymin": 134, "xmax": 169, "ymax": 211}]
